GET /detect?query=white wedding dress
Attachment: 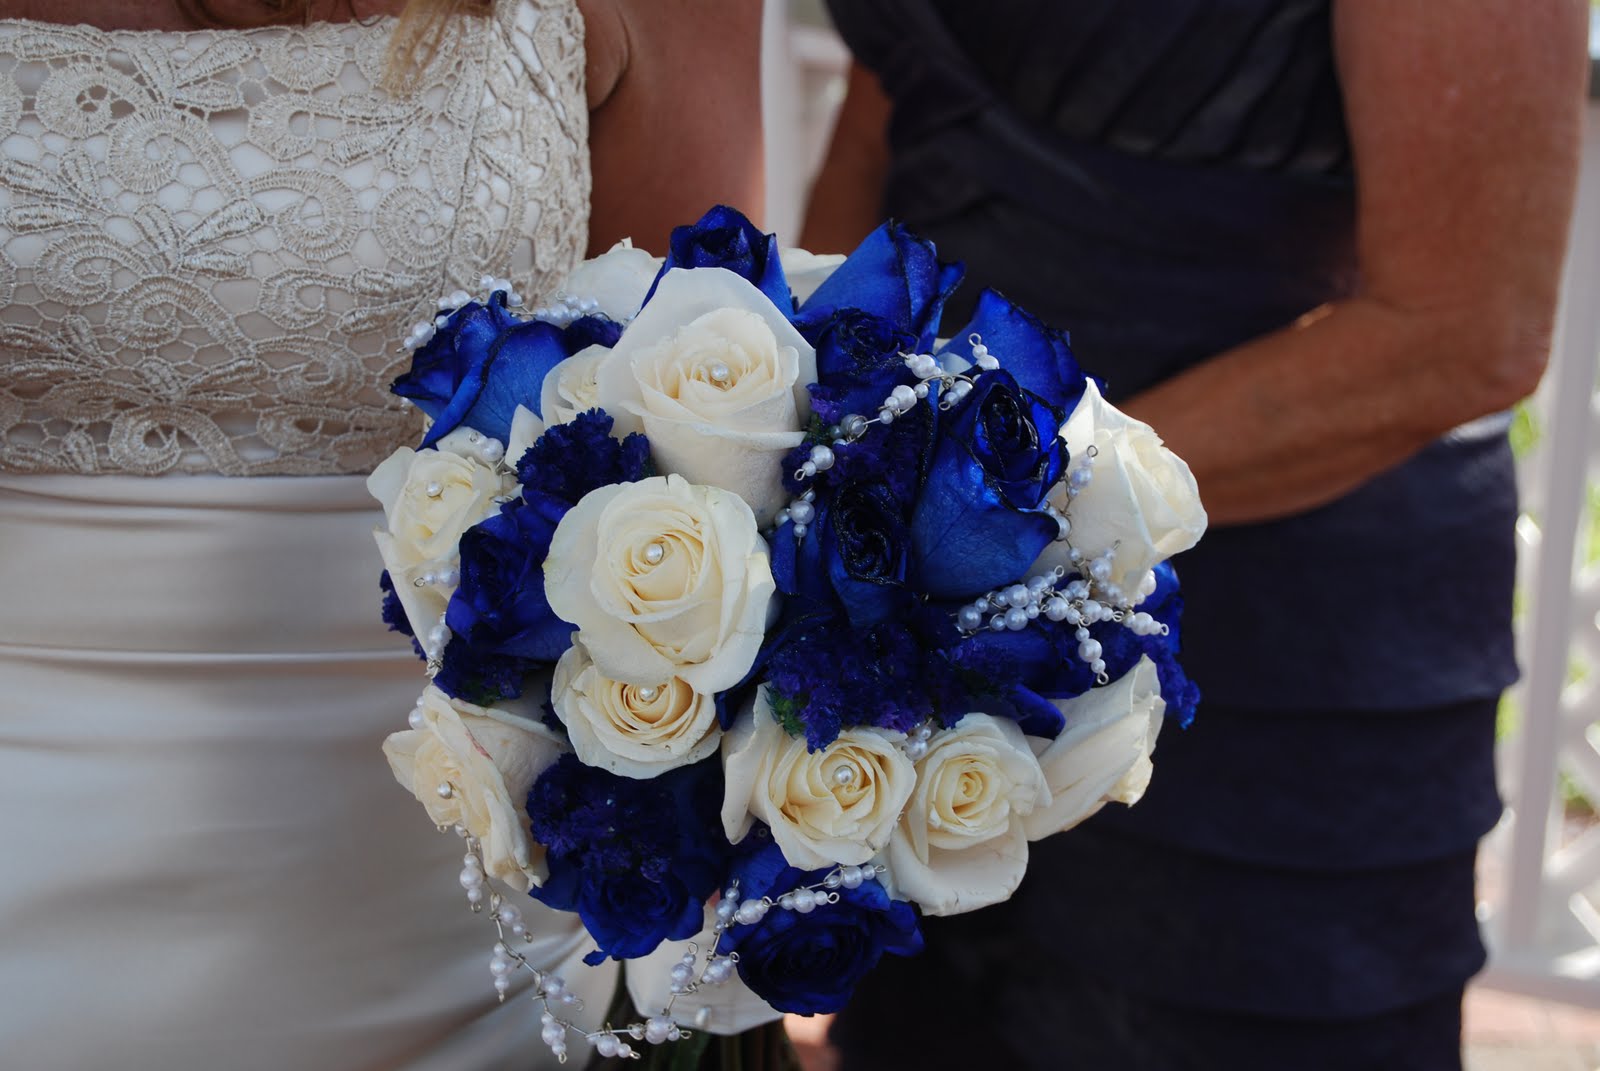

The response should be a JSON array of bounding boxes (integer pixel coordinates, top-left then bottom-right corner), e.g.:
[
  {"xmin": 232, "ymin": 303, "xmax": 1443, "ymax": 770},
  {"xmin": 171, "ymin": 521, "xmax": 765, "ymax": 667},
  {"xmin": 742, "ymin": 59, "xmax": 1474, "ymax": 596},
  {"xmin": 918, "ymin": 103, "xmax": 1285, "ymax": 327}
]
[{"xmin": 0, "ymin": 4, "xmax": 618, "ymax": 1069}]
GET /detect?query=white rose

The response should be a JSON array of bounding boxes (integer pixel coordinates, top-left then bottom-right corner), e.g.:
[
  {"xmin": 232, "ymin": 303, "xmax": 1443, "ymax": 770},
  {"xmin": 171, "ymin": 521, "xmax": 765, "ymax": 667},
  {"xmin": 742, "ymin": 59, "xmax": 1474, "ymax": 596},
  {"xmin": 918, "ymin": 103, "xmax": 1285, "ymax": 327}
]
[
  {"xmin": 885, "ymin": 714, "xmax": 1048, "ymax": 917},
  {"xmin": 779, "ymin": 246, "xmax": 846, "ymax": 303},
  {"xmin": 1035, "ymin": 379, "xmax": 1207, "ymax": 595},
  {"xmin": 623, "ymin": 912, "xmax": 785, "ymax": 1036},
  {"xmin": 558, "ymin": 238, "xmax": 663, "ymax": 323},
  {"xmin": 539, "ymin": 343, "xmax": 611, "ymax": 428},
  {"xmin": 368, "ymin": 431, "xmax": 514, "ymax": 637},
  {"xmin": 543, "ymin": 474, "xmax": 774, "ymax": 693},
  {"xmin": 721, "ymin": 689, "xmax": 916, "ymax": 871},
  {"xmin": 551, "ymin": 642, "xmax": 722, "ymax": 779},
  {"xmin": 592, "ymin": 267, "xmax": 817, "ymax": 521},
  {"xmin": 382, "ymin": 685, "xmax": 567, "ymax": 892},
  {"xmin": 1022, "ymin": 655, "xmax": 1165, "ymax": 841}
]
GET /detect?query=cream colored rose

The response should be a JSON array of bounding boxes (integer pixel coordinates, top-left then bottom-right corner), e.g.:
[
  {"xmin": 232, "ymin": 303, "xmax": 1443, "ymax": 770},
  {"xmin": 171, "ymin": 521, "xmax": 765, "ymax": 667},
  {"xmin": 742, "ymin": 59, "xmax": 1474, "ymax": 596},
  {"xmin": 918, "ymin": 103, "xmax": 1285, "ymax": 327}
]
[
  {"xmin": 592, "ymin": 267, "xmax": 817, "ymax": 521},
  {"xmin": 543, "ymin": 474, "xmax": 774, "ymax": 693},
  {"xmin": 382, "ymin": 685, "xmax": 567, "ymax": 892},
  {"xmin": 721, "ymin": 689, "xmax": 916, "ymax": 871},
  {"xmin": 885, "ymin": 714, "xmax": 1048, "ymax": 917},
  {"xmin": 1035, "ymin": 379, "xmax": 1207, "ymax": 596},
  {"xmin": 559, "ymin": 238, "xmax": 663, "ymax": 323},
  {"xmin": 1022, "ymin": 655, "xmax": 1165, "ymax": 841},
  {"xmin": 368, "ymin": 431, "xmax": 514, "ymax": 637},
  {"xmin": 551, "ymin": 642, "xmax": 721, "ymax": 779},
  {"xmin": 779, "ymin": 246, "xmax": 846, "ymax": 303},
  {"xmin": 540, "ymin": 344, "xmax": 611, "ymax": 428}
]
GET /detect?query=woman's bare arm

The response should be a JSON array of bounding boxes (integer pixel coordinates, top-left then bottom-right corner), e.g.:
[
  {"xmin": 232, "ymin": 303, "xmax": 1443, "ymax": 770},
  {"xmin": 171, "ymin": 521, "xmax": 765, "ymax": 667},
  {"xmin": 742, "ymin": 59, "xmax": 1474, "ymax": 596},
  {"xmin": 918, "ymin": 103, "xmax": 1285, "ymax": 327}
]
[
  {"xmin": 1124, "ymin": 0, "xmax": 1587, "ymax": 524},
  {"xmin": 581, "ymin": 0, "xmax": 765, "ymax": 255}
]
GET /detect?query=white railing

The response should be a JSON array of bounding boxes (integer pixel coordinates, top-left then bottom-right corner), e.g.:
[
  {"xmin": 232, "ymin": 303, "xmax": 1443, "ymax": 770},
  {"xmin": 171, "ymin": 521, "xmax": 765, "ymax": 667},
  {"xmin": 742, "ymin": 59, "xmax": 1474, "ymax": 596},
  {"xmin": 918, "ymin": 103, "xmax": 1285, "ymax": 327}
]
[
  {"xmin": 762, "ymin": 1, "xmax": 1600, "ymax": 1008},
  {"xmin": 1480, "ymin": 81, "xmax": 1600, "ymax": 1008}
]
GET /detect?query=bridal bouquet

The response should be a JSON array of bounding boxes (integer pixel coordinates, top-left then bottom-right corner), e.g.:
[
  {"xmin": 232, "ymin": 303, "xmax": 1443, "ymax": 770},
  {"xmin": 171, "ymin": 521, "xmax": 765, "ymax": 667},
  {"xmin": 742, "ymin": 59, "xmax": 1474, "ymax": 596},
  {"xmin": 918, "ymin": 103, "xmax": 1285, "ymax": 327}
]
[{"xmin": 369, "ymin": 207, "xmax": 1204, "ymax": 1062}]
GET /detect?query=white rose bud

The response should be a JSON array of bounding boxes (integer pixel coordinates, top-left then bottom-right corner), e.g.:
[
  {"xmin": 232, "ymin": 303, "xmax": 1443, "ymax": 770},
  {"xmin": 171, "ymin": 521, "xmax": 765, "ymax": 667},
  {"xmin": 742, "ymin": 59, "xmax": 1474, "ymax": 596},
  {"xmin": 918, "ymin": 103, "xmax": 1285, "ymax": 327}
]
[
  {"xmin": 559, "ymin": 238, "xmax": 663, "ymax": 322},
  {"xmin": 539, "ymin": 344, "xmax": 611, "ymax": 428},
  {"xmin": 368, "ymin": 431, "xmax": 514, "ymax": 636},
  {"xmin": 592, "ymin": 267, "xmax": 817, "ymax": 521},
  {"xmin": 1023, "ymin": 655, "xmax": 1165, "ymax": 841},
  {"xmin": 885, "ymin": 714, "xmax": 1048, "ymax": 917},
  {"xmin": 1036, "ymin": 379, "xmax": 1206, "ymax": 594},
  {"xmin": 543, "ymin": 474, "xmax": 774, "ymax": 694},
  {"xmin": 382, "ymin": 685, "xmax": 567, "ymax": 891},
  {"xmin": 721, "ymin": 688, "xmax": 916, "ymax": 871},
  {"xmin": 551, "ymin": 642, "xmax": 722, "ymax": 779},
  {"xmin": 778, "ymin": 246, "xmax": 846, "ymax": 304}
]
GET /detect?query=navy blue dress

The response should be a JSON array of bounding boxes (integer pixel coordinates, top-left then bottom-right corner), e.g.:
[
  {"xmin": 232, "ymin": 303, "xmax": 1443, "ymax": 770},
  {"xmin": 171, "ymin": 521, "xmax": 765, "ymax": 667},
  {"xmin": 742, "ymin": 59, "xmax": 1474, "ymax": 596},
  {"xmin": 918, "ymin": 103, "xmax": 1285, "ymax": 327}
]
[{"xmin": 824, "ymin": 2, "xmax": 1513, "ymax": 1067}]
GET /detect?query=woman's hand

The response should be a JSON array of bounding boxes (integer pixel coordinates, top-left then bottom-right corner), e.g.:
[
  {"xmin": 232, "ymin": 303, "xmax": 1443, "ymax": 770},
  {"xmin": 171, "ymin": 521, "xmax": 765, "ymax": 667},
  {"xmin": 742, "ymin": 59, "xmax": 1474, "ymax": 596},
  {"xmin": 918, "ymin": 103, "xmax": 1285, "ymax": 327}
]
[{"xmin": 1123, "ymin": 0, "xmax": 1589, "ymax": 524}]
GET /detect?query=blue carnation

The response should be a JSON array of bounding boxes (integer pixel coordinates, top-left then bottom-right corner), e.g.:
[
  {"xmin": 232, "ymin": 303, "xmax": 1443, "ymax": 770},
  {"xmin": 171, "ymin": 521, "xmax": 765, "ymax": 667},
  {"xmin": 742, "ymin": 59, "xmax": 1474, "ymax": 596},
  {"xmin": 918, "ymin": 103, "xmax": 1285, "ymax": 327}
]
[
  {"xmin": 796, "ymin": 221, "xmax": 962, "ymax": 351},
  {"xmin": 378, "ymin": 570, "xmax": 425, "ymax": 661},
  {"xmin": 435, "ymin": 494, "xmax": 572, "ymax": 704},
  {"xmin": 515, "ymin": 409, "xmax": 652, "ymax": 507},
  {"xmin": 650, "ymin": 205, "xmax": 790, "ymax": 310},
  {"xmin": 721, "ymin": 839, "xmax": 922, "ymax": 1015},
  {"xmin": 908, "ymin": 370, "xmax": 1063, "ymax": 599},
  {"xmin": 527, "ymin": 755, "xmax": 730, "ymax": 964}
]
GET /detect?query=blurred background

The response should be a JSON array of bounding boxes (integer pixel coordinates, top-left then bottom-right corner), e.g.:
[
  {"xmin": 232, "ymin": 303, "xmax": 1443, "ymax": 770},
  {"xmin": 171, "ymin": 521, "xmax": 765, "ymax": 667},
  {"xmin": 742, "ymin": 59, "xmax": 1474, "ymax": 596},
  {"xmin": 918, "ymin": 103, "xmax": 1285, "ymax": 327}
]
[{"xmin": 760, "ymin": 4, "xmax": 1600, "ymax": 1068}]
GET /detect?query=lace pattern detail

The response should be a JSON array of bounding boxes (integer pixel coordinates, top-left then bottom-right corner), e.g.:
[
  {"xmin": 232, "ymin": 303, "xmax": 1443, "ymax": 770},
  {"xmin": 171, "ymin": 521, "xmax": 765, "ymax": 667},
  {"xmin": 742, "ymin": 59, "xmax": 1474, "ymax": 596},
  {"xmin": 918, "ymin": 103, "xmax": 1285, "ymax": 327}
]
[{"xmin": 0, "ymin": 0, "xmax": 589, "ymax": 476}]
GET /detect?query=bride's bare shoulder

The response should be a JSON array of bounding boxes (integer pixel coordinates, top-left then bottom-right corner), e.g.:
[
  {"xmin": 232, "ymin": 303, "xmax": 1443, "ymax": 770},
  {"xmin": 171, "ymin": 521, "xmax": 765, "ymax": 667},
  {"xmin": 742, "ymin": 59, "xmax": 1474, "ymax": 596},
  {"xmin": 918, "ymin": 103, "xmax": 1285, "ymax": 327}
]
[{"xmin": 0, "ymin": 0, "xmax": 408, "ymax": 32}]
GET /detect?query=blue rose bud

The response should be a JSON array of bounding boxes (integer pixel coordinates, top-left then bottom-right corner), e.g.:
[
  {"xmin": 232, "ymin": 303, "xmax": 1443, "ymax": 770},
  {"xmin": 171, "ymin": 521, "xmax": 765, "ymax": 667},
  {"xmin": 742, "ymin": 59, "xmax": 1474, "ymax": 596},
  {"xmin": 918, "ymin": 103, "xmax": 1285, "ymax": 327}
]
[
  {"xmin": 773, "ymin": 480, "xmax": 912, "ymax": 629},
  {"xmin": 797, "ymin": 221, "xmax": 963, "ymax": 352},
  {"xmin": 721, "ymin": 840, "xmax": 922, "ymax": 1016},
  {"xmin": 940, "ymin": 288, "xmax": 1088, "ymax": 411},
  {"xmin": 804, "ymin": 308, "xmax": 919, "ymax": 421},
  {"xmin": 908, "ymin": 370, "xmax": 1065, "ymax": 599},
  {"xmin": 650, "ymin": 205, "xmax": 790, "ymax": 310},
  {"xmin": 392, "ymin": 293, "xmax": 617, "ymax": 448}
]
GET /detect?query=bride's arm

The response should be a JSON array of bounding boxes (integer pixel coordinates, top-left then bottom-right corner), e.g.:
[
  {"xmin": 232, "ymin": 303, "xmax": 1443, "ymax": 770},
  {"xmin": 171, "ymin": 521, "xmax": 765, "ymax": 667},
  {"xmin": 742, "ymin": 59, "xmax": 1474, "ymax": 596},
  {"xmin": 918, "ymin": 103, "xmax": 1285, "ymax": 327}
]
[
  {"xmin": 581, "ymin": 0, "xmax": 764, "ymax": 254},
  {"xmin": 1123, "ymin": 0, "xmax": 1587, "ymax": 525}
]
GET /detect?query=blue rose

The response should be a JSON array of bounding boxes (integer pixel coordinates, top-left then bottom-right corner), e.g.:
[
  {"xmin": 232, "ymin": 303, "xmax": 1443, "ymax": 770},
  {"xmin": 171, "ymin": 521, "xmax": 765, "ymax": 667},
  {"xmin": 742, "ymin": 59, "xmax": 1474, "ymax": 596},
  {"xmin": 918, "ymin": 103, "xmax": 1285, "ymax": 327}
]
[
  {"xmin": 392, "ymin": 293, "xmax": 619, "ymax": 448},
  {"xmin": 804, "ymin": 308, "xmax": 918, "ymax": 420},
  {"xmin": 940, "ymin": 288, "xmax": 1088, "ymax": 409},
  {"xmin": 721, "ymin": 840, "xmax": 922, "ymax": 1015},
  {"xmin": 435, "ymin": 494, "xmax": 572, "ymax": 704},
  {"xmin": 772, "ymin": 480, "xmax": 912, "ymax": 629},
  {"xmin": 797, "ymin": 221, "xmax": 963, "ymax": 351},
  {"xmin": 908, "ymin": 370, "xmax": 1064, "ymax": 599},
  {"xmin": 649, "ymin": 205, "xmax": 790, "ymax": 310},
  {"xmin": 527, "ymin": 755, "xmax": 730, "ymax": 964}
]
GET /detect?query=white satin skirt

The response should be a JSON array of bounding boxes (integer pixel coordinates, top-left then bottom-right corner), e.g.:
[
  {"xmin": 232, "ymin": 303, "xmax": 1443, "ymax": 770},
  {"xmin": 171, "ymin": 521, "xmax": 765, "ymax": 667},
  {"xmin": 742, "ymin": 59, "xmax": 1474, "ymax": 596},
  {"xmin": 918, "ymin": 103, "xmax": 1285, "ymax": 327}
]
[{"xmin": 0, "ymin": 473, "xmax": 615, "ymax": 1071}]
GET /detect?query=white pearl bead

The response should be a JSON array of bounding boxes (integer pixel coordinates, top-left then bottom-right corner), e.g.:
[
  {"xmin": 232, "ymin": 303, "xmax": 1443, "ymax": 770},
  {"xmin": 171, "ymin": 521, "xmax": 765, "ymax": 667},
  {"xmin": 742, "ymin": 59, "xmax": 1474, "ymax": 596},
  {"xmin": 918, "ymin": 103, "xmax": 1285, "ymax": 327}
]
[
  {"xmin": 490, "ymin": 956, "xmax": 512, "ymax": 976},
  {"xmin": 595, "ymin": 1034, "xmax": 620, "ymax": 1058},
  {"xmin": 466, "ymin": 886, "xmax": 486, "ymax": 905},
  {"xmin": 637, "ymin": 684, "xmax": 660, "ymax": 702},
  {"xmin": 789, "ymin": 500, "xmax": 815, "ymax": 525},
  {"xmin": 408, "ymin": 708, "xmax": 425, "ymax": 730},
  {"xmin": 544, "ymin": 975, "xmax": 566, "ymax": 998},
  {"xmin": 715, "ymin": 898, "xmax": 738, "ymax": 923},
  {"xmin": 669, "ymin": 962, "xmax": 694, "ymax": 985},
  {"xmin": 1089, "ymin": 557, "xmax": 1112, "ymax": 582},
  {"xmin": 708, "ymin": 362, "xmax": 730, "ymax": 383},
  {"xmin": 793, "ymin": 889, "xmax": 818, "ymax": 913},
  {"xmin": 459, "ymin": 866, "xmax": 482, "ymax": 888},
  {"xmin": 643, "ymin": 541, "xmax": 665, "ymax": 565},
  {"xmin": 1004, "ymin": 607, "xmax": 1029, "ymax": 631},
  {"xmin": 497, "ymin": 904, "xmax": 522, "ymax": 925},
  {"xmin": 841, "ymin": 865, "xmax": 863, "ymax": 889},
  {"xmin": 810, "ymin": 444, "xmax": 835, "ymax": 470},
  {"xmin": 646, "ymin": 1018, "xmax": 673, "ymax": 1044},
  {"xmin": 1078, "ymin": 639, "xmax": 1103, "ymax": 663},
  {"xmin": 800, "ymin": 461, "xmax": 818, "ymax": 477},
  {"xmin": 832, "ymin": 764, "xmax": 855, "ymax": 786},
  {"xmin": 778, "ymin": 892, "xmax": 796, "ymax": 911},
  {"xmin": 1044, "ymin": 597, "xmax": 1070, "ymax": 622},
  {"xmin": 734, "ymin": 900, "xmax": 767, "ymax": 925},
  {"xmin": 478, "ymin": 439, "xmax": 504, "ymax": 463},
  {"xmin": 493, "ymin": 974, "xmax": 511, "ymax": 994},
  {"xmin": 989, "ymin": 614, "xmax": 1007, "ymax": 632},
  {"xmin": 1006, "ymin": 584, "xmax": 1030, "ymax": 607},
  {"xmin": 958, "ymin": 606, "xmax": 984, "ymax": 631},
  {"xmin": 438, "ymin": 782, "xmax": 455, "ymax": 800}
]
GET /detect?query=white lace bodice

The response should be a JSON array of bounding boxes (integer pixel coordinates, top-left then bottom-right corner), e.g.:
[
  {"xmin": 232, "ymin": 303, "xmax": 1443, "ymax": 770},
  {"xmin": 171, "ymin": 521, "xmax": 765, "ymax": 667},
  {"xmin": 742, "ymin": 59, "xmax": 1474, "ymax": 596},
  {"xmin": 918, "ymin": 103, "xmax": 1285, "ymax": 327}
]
[{"xmin": 0, "ymin": 1, "xmax": 589, "ymax": 476}]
